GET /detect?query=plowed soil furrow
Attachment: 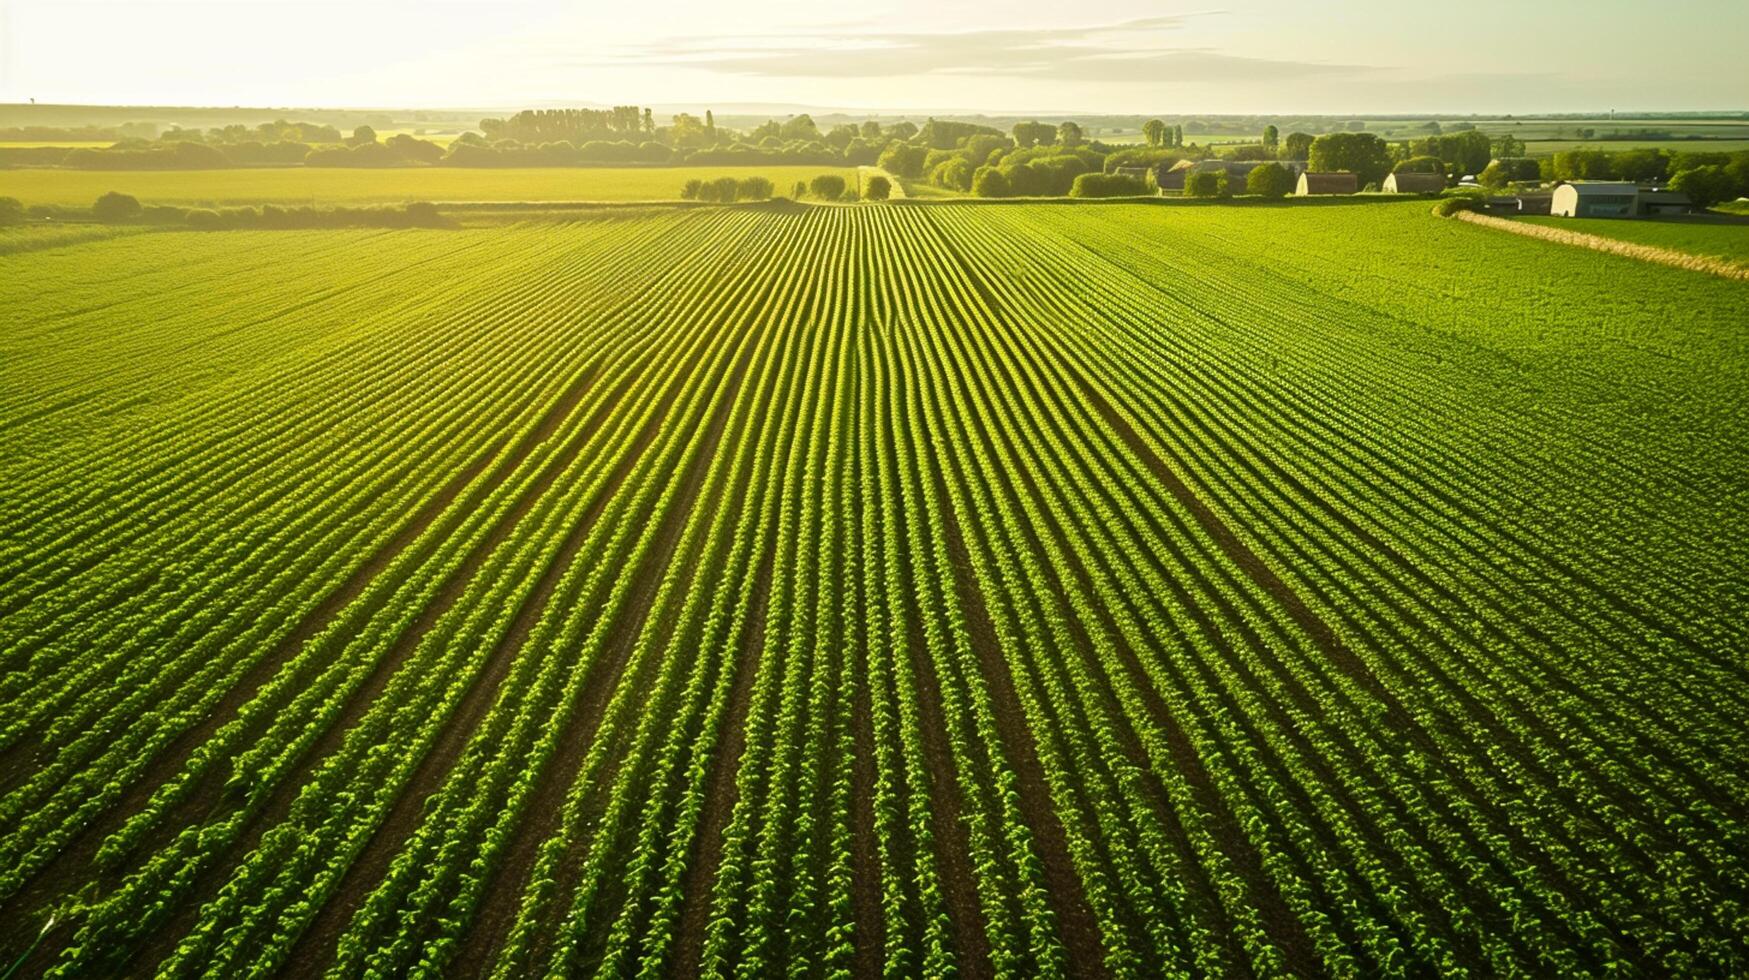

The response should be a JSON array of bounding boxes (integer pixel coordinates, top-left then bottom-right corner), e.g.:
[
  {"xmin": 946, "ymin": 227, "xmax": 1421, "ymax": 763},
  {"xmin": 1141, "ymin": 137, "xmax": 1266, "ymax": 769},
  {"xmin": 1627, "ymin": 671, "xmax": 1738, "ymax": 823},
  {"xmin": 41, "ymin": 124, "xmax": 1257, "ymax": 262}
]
[
  {"xmin": 0, "ymin": 371, "xmax": 598, "ymax": 939},
  {"xmin": 437, "ymin": 318, "xmax": 765, "ymax": 980},
  {"xmin": 109, "ymin": 367, "xmax": 634, "ymax": 977},
  {"xmin": 668, "ymin": 538, "xmax": 774, "ymax": 980}
]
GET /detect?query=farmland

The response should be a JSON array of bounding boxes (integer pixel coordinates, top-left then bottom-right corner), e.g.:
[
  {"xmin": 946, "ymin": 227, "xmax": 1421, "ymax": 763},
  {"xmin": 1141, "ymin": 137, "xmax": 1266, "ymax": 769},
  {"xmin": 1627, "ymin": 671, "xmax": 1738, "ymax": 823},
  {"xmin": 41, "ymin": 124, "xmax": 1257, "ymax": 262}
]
[
  {"xmin": 0, "ymin": 165, "xmax": 856, "ymax": 206},
  {"xmin": 2, "ymin": 201, "xmax": 1747, "ymax": 978},
  {"xmin": 1519, "ymin": 215, "xmax": 1749, "ymax": 265}
]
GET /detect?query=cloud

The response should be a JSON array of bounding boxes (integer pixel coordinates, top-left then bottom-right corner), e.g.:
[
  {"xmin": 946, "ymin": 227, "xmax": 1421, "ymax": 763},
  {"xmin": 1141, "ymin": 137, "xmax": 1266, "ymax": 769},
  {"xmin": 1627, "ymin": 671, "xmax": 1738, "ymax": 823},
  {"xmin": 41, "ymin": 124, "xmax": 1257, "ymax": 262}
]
[{"xmin": 579, "ymin": 15, "xmax": 1383, "ymax": 84}]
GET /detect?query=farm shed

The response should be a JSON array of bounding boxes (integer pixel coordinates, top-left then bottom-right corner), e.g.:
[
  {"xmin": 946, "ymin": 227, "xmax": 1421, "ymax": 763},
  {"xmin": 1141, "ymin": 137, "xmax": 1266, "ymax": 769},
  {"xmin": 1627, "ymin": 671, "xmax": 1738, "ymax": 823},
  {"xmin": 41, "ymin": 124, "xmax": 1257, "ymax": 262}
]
[
  {"xmin": 1550, "ymin": 182, "xmax": 1639, "ymax": 218},
  {"xmin": 1515, "ymin": 194, "xmax": 1553, "ymax": 215},
  {"xmin": 1383, "ymin": 172, "xmax": 1447, "ymax": 194},
  {"xmin": 1154, "ymin": 159, "xmax": 1305, "ymax": 192},
  {"xmin": 1296, "ymin": 172, "xmax": 1359, "ymax": 196},
  {"xmin": 1637, "ymin": 190, "xmax": 1691, "ymax": 215}
]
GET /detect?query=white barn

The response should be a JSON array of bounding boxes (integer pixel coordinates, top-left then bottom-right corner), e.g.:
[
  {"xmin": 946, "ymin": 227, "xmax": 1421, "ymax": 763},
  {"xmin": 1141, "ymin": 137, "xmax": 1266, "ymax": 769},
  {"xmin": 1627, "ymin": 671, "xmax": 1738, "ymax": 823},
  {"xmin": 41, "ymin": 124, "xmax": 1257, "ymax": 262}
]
[{"xmin": 1550, "ymin": 182, "xmax": 1639, "ymax": 218}]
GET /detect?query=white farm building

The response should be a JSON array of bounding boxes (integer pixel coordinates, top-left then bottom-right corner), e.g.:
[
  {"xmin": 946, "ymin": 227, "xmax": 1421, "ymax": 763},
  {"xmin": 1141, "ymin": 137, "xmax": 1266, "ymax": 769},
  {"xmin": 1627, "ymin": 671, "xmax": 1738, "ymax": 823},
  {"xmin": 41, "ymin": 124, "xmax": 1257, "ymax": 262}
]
[{"xmin": 1550, "ymin": 182, "xmax": 1691, "ymax": 218}]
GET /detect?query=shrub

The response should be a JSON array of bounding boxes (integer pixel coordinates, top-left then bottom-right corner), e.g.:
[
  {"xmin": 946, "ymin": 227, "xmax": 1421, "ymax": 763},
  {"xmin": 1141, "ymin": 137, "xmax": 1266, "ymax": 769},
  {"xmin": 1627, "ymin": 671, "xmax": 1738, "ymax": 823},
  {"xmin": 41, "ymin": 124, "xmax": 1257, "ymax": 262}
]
[
  {"xmin": 1669, "ymin": 166, "xmax": 1736, "ymax": 209},
  {"xmin": 864, "ymin": 175, "xmax": 892, "ymax": 201},
  {"xmin": 1245, "ymin": 162, "xmax": 1295, "ymax": 198},
  {"xmin": 1185, "ymin": 170, "xmax": 1226, "ymax": 198},
  {"xmin": 1394, "ymin": 156, "xmax": 1446, "ymax": 175},
  {"xmin": 92, "ymin": 191, "xmax": 143, "ymax": 222},
  {"xmin": 402, "ymin": 202, "xmax": 443, "ymax": 227},
  {"xmin": 186, "ymin": 208, "xmax": 226, "ymax": 230},
  {"xmin": 1434, "ymin": 195, "xmax": 1483, "ymax": 216},
  {"xmin": 1069, "ymin": 172, "xmax": 1147, "ymax": 198},
  {"xmin": 808, "ymin": 174, "xmax": 847, "ymax": 199},
  {"xmin": 737, "ymin": 176, "xmax": 774, "ymax": 201},
  {"xmin": 972, "ymin": 166, "xmax": 1011, "ymax": 198}
]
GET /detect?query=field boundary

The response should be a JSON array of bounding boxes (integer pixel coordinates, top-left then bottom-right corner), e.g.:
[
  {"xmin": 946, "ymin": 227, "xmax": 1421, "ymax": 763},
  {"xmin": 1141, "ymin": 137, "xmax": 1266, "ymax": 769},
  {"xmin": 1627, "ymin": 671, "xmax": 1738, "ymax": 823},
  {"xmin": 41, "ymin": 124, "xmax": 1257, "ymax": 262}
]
[{"xmin": 1454, "ymin": 210, "xmax": 1749, "ymax": 280}]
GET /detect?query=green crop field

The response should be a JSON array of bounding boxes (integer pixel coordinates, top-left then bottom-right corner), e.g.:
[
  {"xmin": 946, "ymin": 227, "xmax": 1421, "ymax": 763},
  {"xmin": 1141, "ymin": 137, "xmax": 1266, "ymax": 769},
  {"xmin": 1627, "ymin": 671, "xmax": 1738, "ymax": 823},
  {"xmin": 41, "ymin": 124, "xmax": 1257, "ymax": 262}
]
[
  {"xmin": 2, "ymin": 201, "xmax": 1747, "ymax": 979},
  {"xmin": 1520, "ymin": 215, "xmax": 1749, "ymax": 264},
  {"xmin": 0, "ymin": 165, "xmax": 856, "ymax": 207}
]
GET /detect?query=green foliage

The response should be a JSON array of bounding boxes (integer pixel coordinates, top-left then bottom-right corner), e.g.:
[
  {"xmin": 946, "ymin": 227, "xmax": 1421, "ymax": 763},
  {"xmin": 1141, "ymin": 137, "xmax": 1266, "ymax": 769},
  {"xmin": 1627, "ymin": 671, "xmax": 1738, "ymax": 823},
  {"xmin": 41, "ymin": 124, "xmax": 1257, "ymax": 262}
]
[
  {"xmin": 1011, "ymin": 120, "xmax": 1055, "ymax": 148},
  {"xmin": 1185, "ymin": 170, "xmax": 1227, "ymax": 198},
  {"xmin": 1245, "ymin": 162, "xmax": 1295, "ymax": 198},
  {"xmin": 1282, "ymin": 132, "xmax": 1314, "ymax": 162},
  {"xmin": 864, "ymin": 175, "xmax": 892, "ymax": 201},
  {"xmin": 1395, "ymin": 156, "xmax": 1446, "ymax": 175},
  {"xmin": 972, "ymin": 165, "xmax": 1011, "ymax": 197},
  {"xmin": 91, "ymin": 191, "xmax": 142, "ymax": 222},
  {"xmin": 1308, "ymin": 132, "xmax": 1392, "ymax": 185},
  {"xmin": 807, "ymin": 174, "xmax": 847, "ymax": 199},
  {"xmin": 1143, "ymin": 119, "xmax": 1167, "ymax": 148},
  {"xmin": 0, "ymin": 196, "xmax": 23, "ymax": 226},
  {"xmin": 1669, "ymin": 166, "xmax": 1736, "ymax": 209},
  {"xmin": 1479, "ymin": 157, "xmax": 1540, "ymax": 189},
  {"xmin": 1068, "ymin": 172, "xmax": 1148, "ymax": 198}
]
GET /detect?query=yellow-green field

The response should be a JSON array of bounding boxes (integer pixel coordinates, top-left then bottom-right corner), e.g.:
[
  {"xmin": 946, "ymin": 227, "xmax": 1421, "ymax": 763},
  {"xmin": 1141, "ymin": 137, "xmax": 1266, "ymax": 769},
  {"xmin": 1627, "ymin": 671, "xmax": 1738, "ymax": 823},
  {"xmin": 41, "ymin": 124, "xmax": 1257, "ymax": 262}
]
[{"xmin": 0, "ymin": 165, "xmax": 857, "ymax": 206}]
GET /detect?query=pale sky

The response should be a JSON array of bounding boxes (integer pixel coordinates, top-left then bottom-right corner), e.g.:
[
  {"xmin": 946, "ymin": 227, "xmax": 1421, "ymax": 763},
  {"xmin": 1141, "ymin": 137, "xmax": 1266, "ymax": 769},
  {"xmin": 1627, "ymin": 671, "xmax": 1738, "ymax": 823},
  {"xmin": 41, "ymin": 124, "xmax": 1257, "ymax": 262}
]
[{"xmin": 2, "ymin": 0, "xmax": 1745, "ymax": 114}]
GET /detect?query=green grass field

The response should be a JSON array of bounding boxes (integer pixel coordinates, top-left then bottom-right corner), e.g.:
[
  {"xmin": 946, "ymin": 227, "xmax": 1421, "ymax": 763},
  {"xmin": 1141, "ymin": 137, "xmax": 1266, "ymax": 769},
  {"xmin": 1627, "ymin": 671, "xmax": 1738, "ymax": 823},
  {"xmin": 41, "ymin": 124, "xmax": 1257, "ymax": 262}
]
[
  {"xmin": 1520, "ymin": 214, "xmax": 1749, "ymax": 263},
  {"xmin": 3, "ymin": 202, "xmax": 1747, "ymax": 978},
  {"xmin": 0, "ymin": 165, "xmax": 857, "ymax": 206}
]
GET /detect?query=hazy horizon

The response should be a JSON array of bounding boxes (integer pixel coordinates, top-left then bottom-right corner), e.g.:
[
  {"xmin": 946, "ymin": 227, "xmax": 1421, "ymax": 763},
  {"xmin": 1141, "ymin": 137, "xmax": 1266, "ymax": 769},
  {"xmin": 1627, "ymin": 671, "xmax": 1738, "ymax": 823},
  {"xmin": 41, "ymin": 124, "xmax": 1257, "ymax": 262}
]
[{"xmin": 3, "ymin": 0, "xmax": 1746, "ymax": 116}]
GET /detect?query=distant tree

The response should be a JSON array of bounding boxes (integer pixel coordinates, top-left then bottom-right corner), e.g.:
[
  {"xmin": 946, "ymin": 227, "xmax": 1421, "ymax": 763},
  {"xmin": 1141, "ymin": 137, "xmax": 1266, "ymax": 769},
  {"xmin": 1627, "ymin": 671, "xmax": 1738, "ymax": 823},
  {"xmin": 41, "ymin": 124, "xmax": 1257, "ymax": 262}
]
[
  {"xmin": 1394, "ymin": 155, "xmax": 1446, "ymax": 174},
  {"xmin": 349, "ymin": 125, "xmax": 378, "ymax": 146},
  {"xmin": 1011, "ymin": 120, "xmax": 1054, "ymax": 148},
  {"xmin": 780, "ymin": 115, "xmax": 820, "ymax": 141},
  {"xmin": 1245, "ymin": 162, "xmax": 1294, "ymax": 198},
  {"xmin": 1069, "ymin": 171, "xmax": 1147, "ymax": 197},
  {"xmin": 1309, "ymin": 132, "xmax": 1391, "ymax": 184},
  {"xmin": 1552, "ymin": 150, "xmax": 1615, "ymax": 181},
  {"xmin": 1669, "ymin": 166, "xmax": 1734, "ymax": 209},
  {"xmin": 1221, "ymin": 144, "xmax": 1272, "ymax": 161},
  {"xmin": 1613, "ymin": 148, "xmax": 1670, "ymax": 184},
  {"xmin": 1262, "ymin": 124, "xmax": 1279, "ymax": 150},
  {"xmin": 887, "ymin": 121, "xmax": 919, "ymax": 142},
  {"xmin": 1478, "ymin": 157, "xmax": 1539, "ymax": 189},
  {"xmin": 878, "ymin": 142, "xmax": 929, "ymax": 179},
  {"xmin": 972, "ymin": 166, "xmax": 1011, "ymax": 197},
  {"xmin": 92, "ymin": 191, "xmax": 142, "ymax": 222},
  {"xmin": 1282, "ymin": 131, "xmax": 1314, "ymax": 161},
  {"xmin": 680, "ymin": 178, "xmax": 703, "ymax": 200},
  {"xmin": 792, "ymin": 180, "xmax": 807, "ymax": 199},
  {"xmin": 865, "ymin": 175, "xmax": 892, "ymax": 200},
  {"xmin": 824, "ymin": 124, "xmax": 859, "ymax": 150},
  {"xmin": 860, "ymin": 120, "xmax": 882, "ymax": 140},
  {"xmin": 808, "ymin": 173, "xmax": 847, "ymax": 199},
  {"xmin": 737, "ymin": 176, "xmax": 774, "ymax": 200},
  {"xmin": 1173, "ymin": 124, "xmax": 1184, "ymax": 147},
  {"xmin": 1347, "ymin": 120, "xmax": 1367, "ymax": 131},
  {"xmin": 1492, "ymin": 134, "xmax": 1526, "ymax": 158},
  {"xmin": 1185, "ymin": 170, "xmax": 1226, "ymax": 198},
  {"xmin": 1057, "ymin": 121, "xmax": 1084, "ymax": 148},
  {"xmin": 703, "ymin": 176, "xmax": 740, "ymax": 202},
  {"xmin": 705, "ymin": 110, "xmax": 716, "ymax": 136},
  {"xmin": 386, "ymin": 133, "xmax": 443, "ymax": 164},
  {"xmin": 0, "ymin": 196, "xmax": 22, "ymax": 225},
  {"xmin": 1142, "ymin": 119, "xmax": 1166, "ymax": 147}
]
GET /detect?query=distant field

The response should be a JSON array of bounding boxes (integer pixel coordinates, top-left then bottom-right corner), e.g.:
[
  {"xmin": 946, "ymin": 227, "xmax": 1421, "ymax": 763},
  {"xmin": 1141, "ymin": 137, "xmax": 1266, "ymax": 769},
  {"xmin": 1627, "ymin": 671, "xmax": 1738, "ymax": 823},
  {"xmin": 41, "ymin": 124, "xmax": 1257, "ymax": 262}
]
[
  {"xmin": 1524, "ymin": 138, "xmax": 1749, "ymax": 156},
  {"xmin": 1520, "ymin": 215, "xmax": 1749, "ymax": 263},
  {"xmin": 0, "ymin": 165, "xmax": 857, "ymax": 206},
  {"xmin": 0, "ymin": 140, "xmax": 115, "ymax": 149}
]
